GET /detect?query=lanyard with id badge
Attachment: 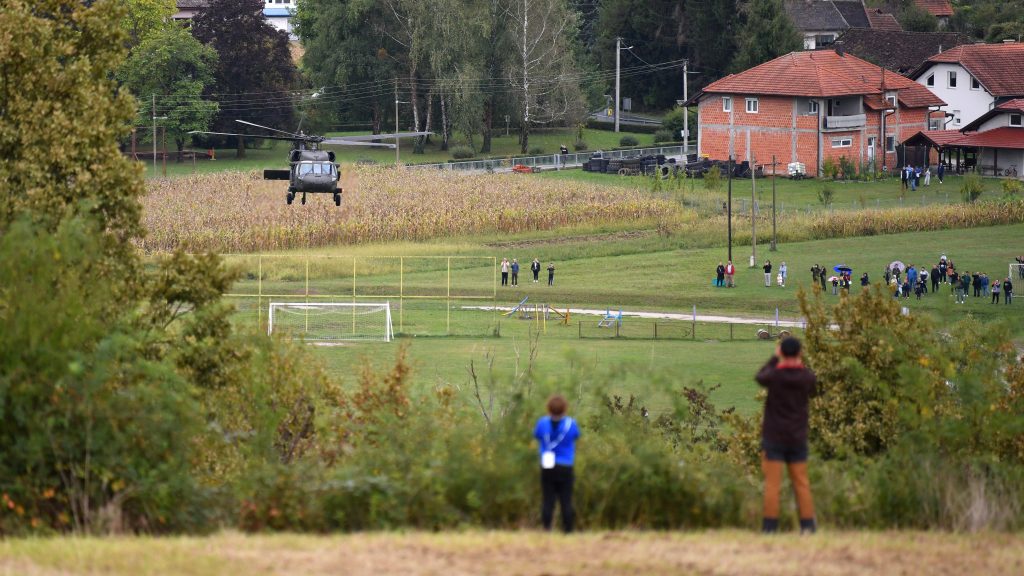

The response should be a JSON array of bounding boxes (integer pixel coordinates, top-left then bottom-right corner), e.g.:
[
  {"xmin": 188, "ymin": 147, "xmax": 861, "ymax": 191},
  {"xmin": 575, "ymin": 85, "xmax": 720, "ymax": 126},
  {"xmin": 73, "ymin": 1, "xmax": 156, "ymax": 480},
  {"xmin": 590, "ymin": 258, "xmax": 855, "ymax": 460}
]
[{"xmin": 542, "ymin": 417, "xmax": 572, "ymax": 469}]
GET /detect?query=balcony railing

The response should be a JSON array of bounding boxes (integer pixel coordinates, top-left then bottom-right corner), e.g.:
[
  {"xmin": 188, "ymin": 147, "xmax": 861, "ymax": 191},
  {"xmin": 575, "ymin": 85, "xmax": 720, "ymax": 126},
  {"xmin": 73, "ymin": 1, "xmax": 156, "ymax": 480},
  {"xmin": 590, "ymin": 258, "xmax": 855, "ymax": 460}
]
[{"xmin": 825, "ymin": 114, "xmax": 866, "ymax": 130}]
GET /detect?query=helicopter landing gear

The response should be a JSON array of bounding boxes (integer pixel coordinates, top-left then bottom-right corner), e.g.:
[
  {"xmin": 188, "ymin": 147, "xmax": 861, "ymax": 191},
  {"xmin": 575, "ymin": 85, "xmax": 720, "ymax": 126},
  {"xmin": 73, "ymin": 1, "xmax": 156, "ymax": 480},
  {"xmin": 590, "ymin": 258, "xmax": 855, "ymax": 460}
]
[
  {"xmin": 286, "ymin": 191, "xmax": 295, "ymax": 205},
  {"xmin": 333, "ymin": 192, "xmax": 341, "ymax": 206},
  {"xmin": 300, "ymin": 193, "xmax": 306, "ymax": 205}
]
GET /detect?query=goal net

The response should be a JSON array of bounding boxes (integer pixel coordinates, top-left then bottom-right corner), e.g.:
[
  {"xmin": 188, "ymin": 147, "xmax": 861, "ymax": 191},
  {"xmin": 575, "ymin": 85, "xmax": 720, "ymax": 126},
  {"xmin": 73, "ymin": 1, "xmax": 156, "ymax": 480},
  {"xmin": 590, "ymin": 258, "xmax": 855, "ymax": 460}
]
[
  {"xmin": 268, "ymin": 302, "xmax": 394, "ymax": 342},
  {"xmin": 1011, "ymin": 263, "xmax": 1024, "ymax": 282}
]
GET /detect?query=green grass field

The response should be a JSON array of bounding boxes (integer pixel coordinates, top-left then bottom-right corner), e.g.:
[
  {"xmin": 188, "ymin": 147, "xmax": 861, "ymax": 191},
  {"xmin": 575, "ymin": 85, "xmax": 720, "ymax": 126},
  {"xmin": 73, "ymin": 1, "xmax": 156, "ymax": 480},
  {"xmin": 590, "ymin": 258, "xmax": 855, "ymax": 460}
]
[
  {"xmin": 230, "ymin": 223, "xmax": 1024, "ymax": 417},
  {"xmin": 144, "ymin": 128, "xmax": 656, "ymax": 178}
]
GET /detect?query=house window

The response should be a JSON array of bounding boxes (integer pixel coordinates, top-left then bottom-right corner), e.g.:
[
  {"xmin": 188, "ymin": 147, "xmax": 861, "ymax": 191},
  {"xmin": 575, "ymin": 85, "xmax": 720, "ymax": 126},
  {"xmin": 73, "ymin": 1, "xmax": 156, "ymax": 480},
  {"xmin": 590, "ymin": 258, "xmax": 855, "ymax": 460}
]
[
  {"xmin": 722, "ymin": 96, "xmax": 732, "ymax": 113},
  {"xmin": 926, "ymin": 74, "xmax": 934, "ymax": 87},
  {"xmin": 1011, "ymin": 114, "xmax": 1023, "ymax": 127},
  {"xmin": 808, "ymin": 100, "xmax": 818, "ymax": 114},
  {"xmin": 970, "ymin": 76, "xmax": 981, "ymax": 90},
  {"xmin": 886, "ymin": 93, "xmax": 897, "ymax": 107},
  {"xmin": 746, "ymin": 98, "xmax": 758, "ymax": 113},
  {"xmin": 815, "ymin": 34, "xmax": 836, "ymax": 46},
  {"xmin": 831, "ymin": 138, "xmax": 852, "ymax": 148},
  {"xmin": 886, "ymin": 136, "xmax": 895, "ymax": 152},
  {"xmin": 948, "ymin": 71, "xmax": 957, "ymax": 88},
  {"xmin": 953, "ymin": 109, "xmax": 961, "ymax": 125},
  {"xmin": 929, "ymin": 117, "xmax": 942, "ymax": 130}
]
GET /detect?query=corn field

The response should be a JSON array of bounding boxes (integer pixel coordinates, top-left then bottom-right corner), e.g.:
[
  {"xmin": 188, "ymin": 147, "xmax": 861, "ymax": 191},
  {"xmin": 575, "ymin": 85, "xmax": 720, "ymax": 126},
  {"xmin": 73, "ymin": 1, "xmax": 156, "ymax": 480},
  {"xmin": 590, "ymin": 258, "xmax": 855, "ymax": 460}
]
[
  {"xmin": 805, "ymin": 201, "xmax": 1024, "ymax": 239},
  {"xmin": 138, "ymin": 168, "xmax": 679, "ymax": 253}
]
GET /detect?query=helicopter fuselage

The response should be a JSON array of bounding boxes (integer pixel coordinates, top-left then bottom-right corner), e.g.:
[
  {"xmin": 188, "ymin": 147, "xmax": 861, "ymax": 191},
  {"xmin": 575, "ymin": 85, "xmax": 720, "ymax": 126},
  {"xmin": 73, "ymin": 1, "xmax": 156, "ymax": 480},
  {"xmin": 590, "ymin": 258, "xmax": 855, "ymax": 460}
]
[{"xmin": 266, "ymin": 148, "xmax": 343, "ymax": 205}]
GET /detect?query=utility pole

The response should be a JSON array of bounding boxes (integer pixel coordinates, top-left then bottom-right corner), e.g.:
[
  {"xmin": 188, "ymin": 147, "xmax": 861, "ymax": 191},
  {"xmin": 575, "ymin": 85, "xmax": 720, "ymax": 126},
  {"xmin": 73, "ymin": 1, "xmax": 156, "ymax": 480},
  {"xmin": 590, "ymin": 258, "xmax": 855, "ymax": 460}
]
[
  {"xmin": 394, "ymin": 80, "xmax": 400, "ymax": 166},
  {"xmin": 614, "ymin": 37, "xmax": 632, "ymax": 133},
  {"xmin": 683, "ymin": 60, "xmax": 689, "ymax": 155},
  {"xmin": 770, "ymin": 155, "xmax": 779, "ymax": 251},
  {"xmin": 152, "ymin": 94, "xmax": 157, "ymax": 175},
  {"xmin": 750, "ymin": 156, "xmax": 756, "ymax": 267},
  {"xmin": 727, "ymin": 157, "xmax": 733, "ymax": 263}
]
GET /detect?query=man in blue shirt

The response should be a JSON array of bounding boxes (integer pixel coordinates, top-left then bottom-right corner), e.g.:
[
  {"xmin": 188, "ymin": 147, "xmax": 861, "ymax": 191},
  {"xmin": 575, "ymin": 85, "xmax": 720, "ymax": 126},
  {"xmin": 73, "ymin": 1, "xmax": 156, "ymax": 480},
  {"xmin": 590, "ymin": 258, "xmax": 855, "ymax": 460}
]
[{"xmin": 533, "ymin": 394, "xmax": 580, "ymax": 533}]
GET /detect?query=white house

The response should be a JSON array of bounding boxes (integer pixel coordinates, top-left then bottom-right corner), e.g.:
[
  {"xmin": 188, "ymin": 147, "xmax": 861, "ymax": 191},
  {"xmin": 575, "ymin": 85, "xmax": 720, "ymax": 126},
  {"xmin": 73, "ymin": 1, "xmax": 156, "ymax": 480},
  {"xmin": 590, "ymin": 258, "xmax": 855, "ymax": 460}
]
[
  {"xmin": 264, "ymin": 0, "xmax": 296, "ymax": 38},
  {"xmin": 905, "ymin": 99, "xmax": 1024, "ymax": 177},
  {"xmin": 910, "ymin": 41, "xmax": 1024, "ymax": 129}
]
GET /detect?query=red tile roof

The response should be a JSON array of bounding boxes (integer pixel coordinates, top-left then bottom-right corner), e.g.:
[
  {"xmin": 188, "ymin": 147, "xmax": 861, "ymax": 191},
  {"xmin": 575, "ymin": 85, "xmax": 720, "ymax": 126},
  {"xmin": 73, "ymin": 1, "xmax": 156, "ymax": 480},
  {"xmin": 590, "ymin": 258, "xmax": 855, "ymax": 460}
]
[
  {"xmin": 699, "ymin": 50, "xmax": 944, "ymax": 108},
  {"xmin": 918, "ymin": 43, "xmax": 1024, "ymax": 97},
  {"xmin": 995, "ymin": 98, "xmax": 1024, "ymax": 112},
  {"xmin": 957, "ymin": 127, "xmax": 1024, "ymax": 150},
  {"xmin": 866, "ymin": 9, "xmax": 902, "ymax": 31},
  {"xmin": 914, "ymin": 0, "xmax": 953, "ymax": 18}
]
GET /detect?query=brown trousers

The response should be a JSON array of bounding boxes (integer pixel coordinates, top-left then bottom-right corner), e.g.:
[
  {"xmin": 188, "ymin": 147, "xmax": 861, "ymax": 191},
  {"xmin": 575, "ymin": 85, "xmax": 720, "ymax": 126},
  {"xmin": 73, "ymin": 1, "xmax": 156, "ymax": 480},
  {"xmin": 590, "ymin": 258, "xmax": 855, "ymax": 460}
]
[{"xmin": 761, "ymin": 452, "xmax": 815, "ymax": 521}]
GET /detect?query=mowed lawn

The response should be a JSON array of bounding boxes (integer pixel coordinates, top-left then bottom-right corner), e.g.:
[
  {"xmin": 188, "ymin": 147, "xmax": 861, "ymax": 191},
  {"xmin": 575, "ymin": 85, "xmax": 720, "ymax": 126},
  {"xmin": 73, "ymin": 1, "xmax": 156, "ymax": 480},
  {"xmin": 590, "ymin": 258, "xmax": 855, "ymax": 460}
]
[
  {"xmin": 228, "ymin": 223, "xmax": 1024, "ymax": 417},
  {"xmin": 3, "ymin": 530, "xmax": 1023, "ymax": 576}
]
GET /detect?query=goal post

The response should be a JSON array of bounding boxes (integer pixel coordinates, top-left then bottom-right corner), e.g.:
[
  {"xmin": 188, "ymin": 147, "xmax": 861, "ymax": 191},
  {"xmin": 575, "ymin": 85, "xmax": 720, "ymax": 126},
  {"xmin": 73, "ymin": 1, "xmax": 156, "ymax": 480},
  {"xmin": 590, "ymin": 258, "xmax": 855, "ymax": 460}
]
[
  {"xmin": 268, "ymin": 302, "xmax": 394, "ymax": 342},
  {"xmin": 1010, "ymin": 263, "xmax": 1024, "ymax": 282}
]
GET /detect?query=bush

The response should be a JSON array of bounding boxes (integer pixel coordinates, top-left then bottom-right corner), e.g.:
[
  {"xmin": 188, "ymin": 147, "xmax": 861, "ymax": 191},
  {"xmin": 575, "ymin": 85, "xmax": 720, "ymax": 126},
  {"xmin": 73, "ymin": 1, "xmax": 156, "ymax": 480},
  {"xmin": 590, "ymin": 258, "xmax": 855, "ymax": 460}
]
[
  {"xmin": 450, "ymin": 145, "xmax": 475, "ymax": 160},
  {"xmin": 821, "ymin": 157, "xmax": 838, "ymax": 180},
  {"xmin": 619, "ymin": 135, "xmax": 639, "ymax": 147},
  {"xmin": 573, "ymin": 140, "xmax": 588, "ymax": 151},
  {"xmin": 838, "ymin": 156, "xmax": 855, "ymax": 180},
  {"xmin": 653, "ymin": 129, "xmax": 674, "ymax": 143},
  {"xmin": 527, "ymin": 146, "xmax": 545, "ymax": 155},
  {"xmin": 817, "ymin": 184, "xmax": 835, "ymax": 206},
  {"xmin": 961, "ymin": 172, "xmax": 984, "ymax": 203},
  {"xmin": 703, "ymin": 165, "xmax": 722, "ymax": 191},
  {"xmin": 1002, "ymin": 178, "xmax": 1023, "ymax": 200},
  {"xmin": 662, "ymin": 107, "xmax": 686, "ymax": 139}
]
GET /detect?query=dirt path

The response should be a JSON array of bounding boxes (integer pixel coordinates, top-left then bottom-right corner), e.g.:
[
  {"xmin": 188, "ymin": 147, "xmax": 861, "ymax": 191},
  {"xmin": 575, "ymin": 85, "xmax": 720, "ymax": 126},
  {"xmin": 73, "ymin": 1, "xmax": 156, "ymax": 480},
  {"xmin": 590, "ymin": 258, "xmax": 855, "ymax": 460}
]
[
  {"xmin": 464, "ymin": 304, "xmax": 805, "ymax": 328},
  {"xmin": 3, "ymin": 530, "xmax": 1022, "ymax": 576}
]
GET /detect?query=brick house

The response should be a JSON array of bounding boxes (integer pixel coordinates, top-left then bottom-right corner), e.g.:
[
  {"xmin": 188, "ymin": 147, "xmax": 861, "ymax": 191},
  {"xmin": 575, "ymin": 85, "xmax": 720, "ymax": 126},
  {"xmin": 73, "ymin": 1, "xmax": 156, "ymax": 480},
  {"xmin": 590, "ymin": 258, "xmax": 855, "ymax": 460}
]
[{"xmin": 688, "ymin": 50, "xmax": 945, "ymax": 176}]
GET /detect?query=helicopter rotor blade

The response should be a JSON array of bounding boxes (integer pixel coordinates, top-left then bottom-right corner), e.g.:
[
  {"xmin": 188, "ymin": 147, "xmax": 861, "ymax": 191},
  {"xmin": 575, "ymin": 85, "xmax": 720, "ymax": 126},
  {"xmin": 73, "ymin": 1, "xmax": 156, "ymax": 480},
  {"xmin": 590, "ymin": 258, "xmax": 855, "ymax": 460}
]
[
  {"xmin": 235, "ymin": 119, "xmax": 305, "ymax": 139},
  {"xmin": 334, "ymin": 131, "xmax": 433, "ymax": 142},
  {"xmin": 188, "ymin": 130, "xmax": 302, "ymax": 143},
  {"xmin": 321, "ymin": 138, "xmax": 397, "ymax": 149}
]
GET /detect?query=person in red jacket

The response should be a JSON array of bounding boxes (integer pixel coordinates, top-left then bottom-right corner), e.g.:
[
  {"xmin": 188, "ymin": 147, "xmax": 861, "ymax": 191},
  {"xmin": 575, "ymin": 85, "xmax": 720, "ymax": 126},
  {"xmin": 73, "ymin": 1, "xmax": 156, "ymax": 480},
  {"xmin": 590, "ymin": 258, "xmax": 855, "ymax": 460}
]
[
  {"xmin": 755, "ymin": 336, "xmax": 818, "ymax": 534},
  {"xmin": 725, "ymin": 260, "xmax": 736, "ymax": 288}
]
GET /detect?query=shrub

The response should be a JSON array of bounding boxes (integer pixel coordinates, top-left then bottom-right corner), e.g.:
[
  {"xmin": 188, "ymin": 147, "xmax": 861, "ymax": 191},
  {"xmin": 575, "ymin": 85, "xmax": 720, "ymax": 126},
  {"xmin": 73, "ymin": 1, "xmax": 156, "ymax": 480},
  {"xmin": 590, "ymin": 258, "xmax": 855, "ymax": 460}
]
[
  {"xmin": 573, "ymin": 140, "xmax": 588, "ymax": 151},
  {"xmin": 817, "ymin": 184, "xmax": 834, "ymax": 206},
  {"xmin": 821, "ymin": 157, "xmax": 838, "ymax": 180},
  {"xmin": 838, "ymin": 156, "xmax": 855, "ymax": 180},
  {"xmin": 662, "ymin": 106, "xmax": 686, "ymax": 139},
  {"xmin": 527, "ymin": 146, "xmax": 545, "ymax": 155},
  {"xmin": 1002, "ymin": 178, "xmax": 1023, "ymax": 200},
  {"xmin": 653, "ymin": 129, "xmax": 674, "ymax": 143},
  {"xmin": 450, "ymin": 145, "xmax": 475, "ymax": 160},
  {"xmin": 703, "ymin": 165, "xmax": 722, "ymax": 191},
  {"xmin": 619, "ymin": 135, "xmax": 639, "ymax": 147},
  {"xmin": 961, "ymin": 172, "xmax": 984, "ymax": 203}
]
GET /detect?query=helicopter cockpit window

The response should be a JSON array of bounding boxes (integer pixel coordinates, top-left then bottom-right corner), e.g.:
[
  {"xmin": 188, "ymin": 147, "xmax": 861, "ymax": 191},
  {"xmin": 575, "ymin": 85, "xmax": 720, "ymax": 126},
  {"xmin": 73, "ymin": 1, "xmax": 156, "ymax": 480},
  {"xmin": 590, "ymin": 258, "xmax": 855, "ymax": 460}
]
[{"xmin": 298, "ymin": 162, "xmax": 314, "ymax": 176}]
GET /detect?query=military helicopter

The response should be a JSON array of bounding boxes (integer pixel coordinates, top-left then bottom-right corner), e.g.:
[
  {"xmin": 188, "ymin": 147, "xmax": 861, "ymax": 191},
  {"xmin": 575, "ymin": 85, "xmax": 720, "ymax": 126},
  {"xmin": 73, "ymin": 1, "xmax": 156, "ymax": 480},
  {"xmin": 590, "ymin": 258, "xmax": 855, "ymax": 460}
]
[{"xmin": 191, "ymin": 120, "xmax": 430, "ymax": 206}]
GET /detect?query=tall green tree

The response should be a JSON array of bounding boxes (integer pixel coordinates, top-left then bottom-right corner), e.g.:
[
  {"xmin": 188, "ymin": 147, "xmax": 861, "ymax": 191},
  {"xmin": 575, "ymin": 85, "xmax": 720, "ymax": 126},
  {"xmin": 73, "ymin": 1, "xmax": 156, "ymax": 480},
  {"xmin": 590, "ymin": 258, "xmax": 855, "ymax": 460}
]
[
  {"xmin": 685, "ymin": 0, "xmax": 738, "ymax": 87},
  {"xmin": 730, "ymin": 0, "xmax": 802, "ymax": 73},
  {"xmin": 192, "ymin": 0, "xmax": 298, "ymax": 158},
  {"xmin": 0, "ymin": 0, "xmax": 144, "ymax": 271},
  {"xmin": 119, "ymin": 0, "xmax": 177, "ymax": 47},
  {"xmin": 121, "ymin": 25, "xmax": 220, "ymax": 162}
]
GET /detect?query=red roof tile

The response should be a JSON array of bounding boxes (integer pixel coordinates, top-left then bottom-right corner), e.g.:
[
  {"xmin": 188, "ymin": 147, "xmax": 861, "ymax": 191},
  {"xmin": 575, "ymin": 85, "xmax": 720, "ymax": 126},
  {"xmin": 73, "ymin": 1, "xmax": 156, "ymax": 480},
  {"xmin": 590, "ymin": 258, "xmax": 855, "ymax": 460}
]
[
  {"xmin": 700, "ymin": 50, "xmax": 944, "ymax": 108},
  {"xmin": 867, "ymin": 9, "xmax": 902, "ymax": 31},
  {"xmin": 914, "ymin": 0, "xmax": 953, "ymax": 18},
  {"xmin": 996, "ymin": 98, "xmax": 1024, "ymax": 112},
  {"xmin": 957, "ymin": 127, "xmax": 1024, "ymax": 150},
  {"xmin": 920, "ymin": 43, "xmax": 1024, "ymax": 97}
]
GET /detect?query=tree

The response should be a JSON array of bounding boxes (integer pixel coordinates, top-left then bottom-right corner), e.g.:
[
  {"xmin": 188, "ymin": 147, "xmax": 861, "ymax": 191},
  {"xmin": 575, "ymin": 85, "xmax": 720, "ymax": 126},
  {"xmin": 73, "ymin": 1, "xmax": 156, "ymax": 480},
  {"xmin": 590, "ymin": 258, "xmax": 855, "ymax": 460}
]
[
  {"xmin": 120, "ymin": 0, "xmax": 177, "ymax": 48},
  {"xmin": 685, "ymin": 0, "xmax": 738, "ymax": 89},
  {"xmin": 0, "ymin": 0, "xmax": 144, "ymax": 272},
  {"xmin": 121, "ymin": 25, "xmax": 219, "ymax": 162},
  {"xmin": 730, "ymin": 0, "xmax": 802, "ymax": 73},
  {"xmin": 192, "ymin": 0, "xmax": 298, "ymax": 158},
  {"xmin": 898, "ymin": 3, "xmax": 939, "ymax": 32},
  {"xmin": 505, "ymin": 0, "xmax": 587, "ymax": 153}
]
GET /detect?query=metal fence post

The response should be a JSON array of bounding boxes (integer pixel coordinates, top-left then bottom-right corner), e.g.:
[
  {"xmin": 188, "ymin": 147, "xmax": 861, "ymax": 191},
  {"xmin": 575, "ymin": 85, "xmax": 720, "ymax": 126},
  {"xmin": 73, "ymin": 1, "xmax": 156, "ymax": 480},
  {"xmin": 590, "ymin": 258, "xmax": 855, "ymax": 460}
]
[{"xmin": 692, "ymin": 305, "xmax": 696, "ymax": 341}]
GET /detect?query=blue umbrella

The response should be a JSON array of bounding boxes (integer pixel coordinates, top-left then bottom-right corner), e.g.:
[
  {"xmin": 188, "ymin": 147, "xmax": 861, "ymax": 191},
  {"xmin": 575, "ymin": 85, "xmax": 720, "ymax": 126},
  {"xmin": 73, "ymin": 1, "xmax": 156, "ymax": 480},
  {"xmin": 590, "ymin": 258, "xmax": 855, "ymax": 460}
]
[{"xmin": 834, "ymin": 264, "xmax": 852, "ymax": 274}]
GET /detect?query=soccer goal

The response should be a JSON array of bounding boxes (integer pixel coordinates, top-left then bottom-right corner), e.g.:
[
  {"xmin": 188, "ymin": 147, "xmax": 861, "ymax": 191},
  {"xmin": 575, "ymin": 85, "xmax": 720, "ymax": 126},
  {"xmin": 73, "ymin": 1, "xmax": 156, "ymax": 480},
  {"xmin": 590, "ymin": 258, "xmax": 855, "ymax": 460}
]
[
  {"xmin": 268, "ymin": 302, "xmax": 394, "ymax": 342},
  {"xmin": 1011, "ymin": 263, "xmax": 1024, "ymax": 282}
]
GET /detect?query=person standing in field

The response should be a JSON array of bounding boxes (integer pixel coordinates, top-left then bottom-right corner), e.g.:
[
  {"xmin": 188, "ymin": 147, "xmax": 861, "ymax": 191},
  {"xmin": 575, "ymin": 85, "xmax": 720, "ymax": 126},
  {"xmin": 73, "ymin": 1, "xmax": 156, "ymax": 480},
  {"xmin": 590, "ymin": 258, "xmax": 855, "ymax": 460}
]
[
  {"xmin": 930, "ymin": 264, "xmax": 940, "ymax": 293},
  {"xmin": 547, "ymin": 263, "xmax": 556, "ymax": 286},
  {"xmin": 937, "ymin": 163, "xmax": 945, "ymax": 184},
  {"xmin": 511, "ymin": 259, "xmax": 520, "ymax": 287},
  {"xmin": 819, "ymin": 266, "xmax": 827, "ymax": 292},
  {"xmin": 531, "ymin": 258, "xmax": 541, "ymax": 283},
  {"xmin": 1004, "ymin": 277, "xmax": 1014, "ymax": 304},
  {"xmin": 756, "ymin": 336, "xmax": 817, "ymax": 534},
  {"xmin": 779, "ymin": 262, "xmax": 788, "ymax": 287},
  {"xmin": 924, "ymin": 166, "xmax": 931, "ymax": 186},
  {"xmin": 501, "ymin": 258, "xmax": 509, "ymax": 286},
  {"xmin": 811, "ymin": 264, "xmax": 820, "ymax": 286},
  {"xmin": 991, "ymin": 279, "xmax": 1002, "ymax": 304},
  {"xmin": 763, "ymin": 259, "xmax": 773, "ymax": 287},
  {"xmin": 716, "ymin": 262, "xmax": 726, "ymax": 287},
  {"xmin": 533, "ymin": 394, "xmax": 580, "ymax": 533},
  {"xmin": 725, "ymin": 260, "xmax": 736, "ymax": 288}
]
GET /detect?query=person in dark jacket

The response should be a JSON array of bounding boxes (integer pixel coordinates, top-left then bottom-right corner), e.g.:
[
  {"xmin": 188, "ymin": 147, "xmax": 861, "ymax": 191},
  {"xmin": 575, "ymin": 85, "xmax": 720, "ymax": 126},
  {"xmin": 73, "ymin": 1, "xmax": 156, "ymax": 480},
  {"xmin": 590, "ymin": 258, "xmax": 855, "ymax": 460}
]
[
  {"xmin": 930, "ymin": 265, "xmax": 940, "ymax": 293},
  {"xmin": 547, "ymin": 263, "xmax": 556, "ymax": 286},
  {"xmin": 1004, "ymin": 278, "xmax": 1014, "ymax": 304},
  {"xmin": 972, "ymin": 272, "xmax": 981, "ymax": 298},
  {"xmin": 531, "ymin": 258, "xmax": 541, "ymax": 283},
  {"xmin": 533, "ymin": 394, "xmax": 580, "ymax": 533},
  {"xmin": 763, "ymin": 260, "xmax": 773, "ymax": 287},
  {"xmin": 755, "ymin": 337, "xmax": 817, "ymax": 534},
  {"xmin": 716, "ymin": 262, "xmax": 726, "ymax": 287},
  {"xmin": 811, "ymin": 264, "xmax": 820, "ymax": 286},
  {"xmin": 860, "ymin": 272, "xmax": 869, "ymax": 288},
  {"xmin": 818, "ymin": 266, "xmax": 827, "ymax": 291}
]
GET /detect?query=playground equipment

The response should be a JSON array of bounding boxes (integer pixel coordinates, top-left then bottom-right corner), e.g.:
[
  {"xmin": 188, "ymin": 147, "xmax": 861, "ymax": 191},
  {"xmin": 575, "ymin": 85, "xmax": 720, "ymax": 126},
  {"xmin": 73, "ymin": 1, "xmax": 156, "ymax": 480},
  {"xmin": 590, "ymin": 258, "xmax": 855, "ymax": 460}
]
[
  {"xmin": 503, "ymin": 297, "xmax": 570, "ymax": 333},
  {"xmin": 597, "ymin": 309, "xmax": 623, "ymax": 328}
]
